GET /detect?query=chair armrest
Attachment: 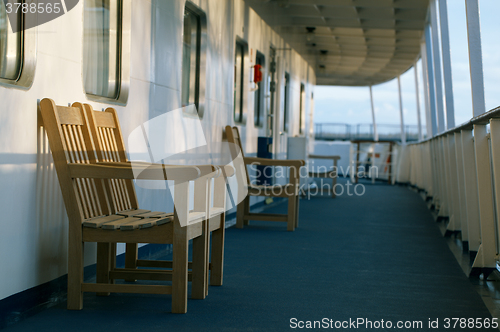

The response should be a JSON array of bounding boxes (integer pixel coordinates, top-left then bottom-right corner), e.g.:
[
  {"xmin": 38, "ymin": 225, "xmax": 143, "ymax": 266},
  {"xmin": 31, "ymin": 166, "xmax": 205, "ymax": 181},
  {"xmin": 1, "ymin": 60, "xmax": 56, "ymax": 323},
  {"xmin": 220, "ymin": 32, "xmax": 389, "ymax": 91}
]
[
  {"xmin": 219, "ymin": 164, "xmax": 235, "ymax": 177},
  {"xmin": 69, "ymin": 163, "xmax": 201, "ymax": 182},
  {"xmin": 98, "ymin": 162, "xmax": 234, "ymax": 178},
  {"xmin": 95, "ymin": 161, "xmax": 219, "ymax": 178},
  {"xmin": 244, "ymin": 157, "xmax": 305, "ymax": 168}
]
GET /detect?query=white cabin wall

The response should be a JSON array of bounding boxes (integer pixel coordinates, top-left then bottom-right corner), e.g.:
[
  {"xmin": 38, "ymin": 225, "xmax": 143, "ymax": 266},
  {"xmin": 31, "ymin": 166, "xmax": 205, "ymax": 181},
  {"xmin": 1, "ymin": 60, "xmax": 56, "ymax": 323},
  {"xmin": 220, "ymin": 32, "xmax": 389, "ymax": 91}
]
[
  {"xmin": 0, "ymin": 3, "xmax": 93, "ymax": 301},
  {"xmin": 0, "ymin": 0, "xmax": 316, "ymax": 301}
]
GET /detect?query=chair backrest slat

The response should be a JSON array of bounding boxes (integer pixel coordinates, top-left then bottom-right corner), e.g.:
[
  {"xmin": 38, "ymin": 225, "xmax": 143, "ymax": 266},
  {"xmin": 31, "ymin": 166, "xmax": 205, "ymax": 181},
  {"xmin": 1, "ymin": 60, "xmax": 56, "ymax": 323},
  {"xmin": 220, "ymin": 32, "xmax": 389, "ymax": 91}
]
[
  {"xmin": 82, "ymin": 104, "xmax": 139, "ymax": 213},
  {"xmin": 57, "ymin": 106, "xmax": 84, "ymax": 126},
  {"xmin": 66, "ymin": 124, "xmax": 104, "ymax": 219},
  {"xmin": 94, "ymin": 111, "xmax": 117, "ymax": 129},
  {"xmin": 39, "ymin": 99, "xmax": 111, "ymax": 226}
]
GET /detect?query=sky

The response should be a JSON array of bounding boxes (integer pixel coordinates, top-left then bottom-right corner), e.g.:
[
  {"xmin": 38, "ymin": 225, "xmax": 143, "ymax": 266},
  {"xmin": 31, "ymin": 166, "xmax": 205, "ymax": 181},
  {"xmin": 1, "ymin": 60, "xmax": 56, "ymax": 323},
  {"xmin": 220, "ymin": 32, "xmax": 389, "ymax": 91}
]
[{"xmin": 313, "ymin": 0, "xmax": 500, "ymax": 134}]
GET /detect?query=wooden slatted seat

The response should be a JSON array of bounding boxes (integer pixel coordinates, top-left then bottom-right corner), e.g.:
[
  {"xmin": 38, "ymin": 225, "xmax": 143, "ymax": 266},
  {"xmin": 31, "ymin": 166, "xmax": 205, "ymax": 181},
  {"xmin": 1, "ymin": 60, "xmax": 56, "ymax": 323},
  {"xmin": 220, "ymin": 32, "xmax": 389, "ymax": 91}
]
[
  {"xmin": 225, "ymin": 126, "xmax": 304, "ymax": 231},
  {"xmin": 40, "ymin": 98, "xmax": 223, "ymax": 313},
  {"xmin": 82, "ymin": 103, "xmax": 229, "ymax": 296},
  {"xmin": 134, "ymin": 211, "xmax": 170, "ymax": 218}
]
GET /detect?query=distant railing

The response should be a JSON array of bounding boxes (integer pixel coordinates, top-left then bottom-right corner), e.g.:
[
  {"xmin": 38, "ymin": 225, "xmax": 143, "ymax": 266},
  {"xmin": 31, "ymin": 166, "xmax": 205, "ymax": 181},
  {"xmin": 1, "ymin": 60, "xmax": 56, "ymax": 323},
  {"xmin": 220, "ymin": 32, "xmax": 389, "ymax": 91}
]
[{"xmin": 314, "ymin": 123, "xmax": 422, "ymax": 142}]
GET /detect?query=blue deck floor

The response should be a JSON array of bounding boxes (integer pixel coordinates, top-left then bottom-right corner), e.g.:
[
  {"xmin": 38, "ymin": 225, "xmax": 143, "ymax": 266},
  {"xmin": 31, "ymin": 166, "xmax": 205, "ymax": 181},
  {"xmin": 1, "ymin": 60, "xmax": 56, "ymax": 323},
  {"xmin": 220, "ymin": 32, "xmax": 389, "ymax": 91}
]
[{"xmin": 3, "ymin": 179, "xmax": 493, "ymax": 331}]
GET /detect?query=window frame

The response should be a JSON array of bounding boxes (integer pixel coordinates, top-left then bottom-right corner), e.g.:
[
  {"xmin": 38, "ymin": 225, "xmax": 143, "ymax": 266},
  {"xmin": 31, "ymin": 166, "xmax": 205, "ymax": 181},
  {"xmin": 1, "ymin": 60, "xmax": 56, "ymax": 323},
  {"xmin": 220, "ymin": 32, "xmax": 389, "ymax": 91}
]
[
  {"xmin": 83, "ymin": 0, "xmax": 131, "ymax": 106},
  {"xmin": 234, "ymin": 37, "xmax": 248, "ymax": 124},
  {"xmin": 254, "ymin": 51, "xmax": 265, "ymax": 128},
  {"xmin": 299, "ymin": 83, "xmax": 305, "ymax": 135},
  {"xmin": 0, "ymin": 0, "xmax": 36, "ymax": 89},
  {"xmin": 181, "ymin": 1, "xmax": 207, "ymax": 118},
  {"xmin": 283, "ymin": 72, "xmax": 290, "ymax": 132}
]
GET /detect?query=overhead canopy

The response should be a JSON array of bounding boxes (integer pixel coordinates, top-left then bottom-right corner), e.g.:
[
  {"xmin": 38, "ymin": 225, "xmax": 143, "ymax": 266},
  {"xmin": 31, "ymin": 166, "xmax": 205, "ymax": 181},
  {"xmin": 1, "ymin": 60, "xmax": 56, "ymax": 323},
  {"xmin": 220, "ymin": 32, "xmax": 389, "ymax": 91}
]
[{"xmin": 245, "ymin": 0, "xmax": 429, "ymax": 86}]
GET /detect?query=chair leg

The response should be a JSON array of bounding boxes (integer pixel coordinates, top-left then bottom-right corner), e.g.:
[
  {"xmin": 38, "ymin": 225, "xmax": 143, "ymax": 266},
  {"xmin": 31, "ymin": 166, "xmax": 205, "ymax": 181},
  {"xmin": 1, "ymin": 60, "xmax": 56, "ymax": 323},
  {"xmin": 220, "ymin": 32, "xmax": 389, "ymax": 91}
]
[
  {"xmin": 124, "ymin": 243, "xmax": 138, "ymax": 282},
  {"xmin": 295, "ymin": 196, "xmax": 300, "ymax": 228},
  {"xmin": 210, "ymin": 214, "xmax": 225, "ymax": 286},
  {"xmin": 96, "ymin": 242, "xmax": 111, "ymax": 296},
  {"xmin": 287, "ymin": 196, "xmax": 296, "ymax": 232},
  {"xmin": 332, "ymin": 176, "xmax": 337, "ymax": 198},
  {"xmin": 172, "ymin": 225, "xmax": 189, "ymax": 313},
  {"xmin": 243, "ymin": 196, "xmax": 250, "ymax": 226},
  {"xmin": 236, "ymin": 197, "xmax": 246, "ymax": 229},
  {"xmin": 67, "ymin": 231, "xmax": 84, "ymax": 310},
  {"xmin": 110, "ymin": 243, "xmax": 116, "ymax": 284},
  {"xmin": 191, "ymin": 221, "xmax": 208, "ymax": 300}
]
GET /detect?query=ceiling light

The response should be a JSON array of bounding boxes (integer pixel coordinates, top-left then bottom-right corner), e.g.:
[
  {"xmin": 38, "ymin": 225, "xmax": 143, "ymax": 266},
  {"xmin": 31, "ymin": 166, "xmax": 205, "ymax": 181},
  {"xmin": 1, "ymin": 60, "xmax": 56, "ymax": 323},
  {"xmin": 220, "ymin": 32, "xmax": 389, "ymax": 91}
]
[{"xmin": 306, "ymin": 27, "xmax": 316, "ymax": 43}]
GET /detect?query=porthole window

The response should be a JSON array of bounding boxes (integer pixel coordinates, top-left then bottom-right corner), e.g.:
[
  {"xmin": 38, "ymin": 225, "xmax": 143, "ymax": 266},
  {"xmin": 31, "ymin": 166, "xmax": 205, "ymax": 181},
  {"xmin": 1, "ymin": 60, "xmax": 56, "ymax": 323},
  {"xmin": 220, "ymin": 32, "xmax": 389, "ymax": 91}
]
[{"xmin": 0, "ymin": 1, "xmax": 36, "ymax": 88}]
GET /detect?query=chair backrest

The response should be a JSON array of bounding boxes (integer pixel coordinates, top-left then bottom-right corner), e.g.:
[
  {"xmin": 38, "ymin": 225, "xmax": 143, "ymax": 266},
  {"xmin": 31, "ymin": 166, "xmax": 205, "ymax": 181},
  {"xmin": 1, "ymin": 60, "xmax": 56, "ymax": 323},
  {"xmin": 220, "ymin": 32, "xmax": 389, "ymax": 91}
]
[
  {"xmin": 225, "ymin": 126, "xmax": 250, "ymax": 184},
  {"xmin": 80, "ymin": 104, "xmax": 139, "ymax": 213},
  {"xmin": 39, "ymin": 98, "xmax": 111, "ymax": 225}
]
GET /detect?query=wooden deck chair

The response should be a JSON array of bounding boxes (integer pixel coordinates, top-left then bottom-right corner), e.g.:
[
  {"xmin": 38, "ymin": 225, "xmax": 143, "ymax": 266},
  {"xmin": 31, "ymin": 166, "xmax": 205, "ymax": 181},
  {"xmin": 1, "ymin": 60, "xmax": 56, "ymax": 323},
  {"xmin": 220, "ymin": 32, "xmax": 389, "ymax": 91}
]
[
  {"xmin": 82, "ymin": 104, "xmax": 228, "ymax": 292},
  {"xmin": 40, "ymin": 98, "xmax": 218, "ymax": 313},
  {"xmin": 225, "ymin": 126, "xmax": 304, "ymax": 231},
  {"xmin": 307, "ymin": 154, "xmax": 341, "ymax": 198}
]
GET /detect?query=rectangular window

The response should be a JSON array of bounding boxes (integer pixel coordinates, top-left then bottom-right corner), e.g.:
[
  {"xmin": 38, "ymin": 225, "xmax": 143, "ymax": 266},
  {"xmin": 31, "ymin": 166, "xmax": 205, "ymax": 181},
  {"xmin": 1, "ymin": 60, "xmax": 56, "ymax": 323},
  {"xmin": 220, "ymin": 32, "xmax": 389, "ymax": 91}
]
[
  {"xmin": 283, "ymin": 72, "xmax": 290, "ymax": 132},
  {"xmin": 234, "ymin": 39, "xmax": 247, "ymax": 123},
  {"xmin": 254, "ymin": 52, "xmax": 265, "ymax": 127},
  {"xmin": 181, "ymin": 3, "xmax": 206, "ymax": 117},
  {"xmin": 0, "ymin": 4, "xmax": 22, "ymax": 81},
  {"xmin": 83, "ymin": 0, "xmax": 124, "ymax": 101},
  {"xmin": 299, "ymin": 83, "xmax": 305, "ymax": 134},
  {"xmin": 182, "ymin": 6, "xmax": 200, "ymax": 111}
]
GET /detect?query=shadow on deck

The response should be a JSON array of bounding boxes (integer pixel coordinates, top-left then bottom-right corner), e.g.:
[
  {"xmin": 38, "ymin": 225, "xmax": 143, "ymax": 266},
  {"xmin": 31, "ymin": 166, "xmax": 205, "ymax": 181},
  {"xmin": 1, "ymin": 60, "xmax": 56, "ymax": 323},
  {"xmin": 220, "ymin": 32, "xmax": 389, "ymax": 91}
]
[{"xmin": 3, "ymin": 178, "xmax": 495, "ymax": 331}]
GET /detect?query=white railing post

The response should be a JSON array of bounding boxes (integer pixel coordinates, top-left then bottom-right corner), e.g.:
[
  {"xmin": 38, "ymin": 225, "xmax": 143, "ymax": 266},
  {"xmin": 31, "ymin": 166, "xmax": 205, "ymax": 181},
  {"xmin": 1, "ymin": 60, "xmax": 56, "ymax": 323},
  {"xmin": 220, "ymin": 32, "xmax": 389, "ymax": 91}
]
[
  {"xmin": 438, "ymin": 137, "xmax": 450, "ymax": 217},
  {"xmin": 429, "ymin": 140, "xmax": 440, "ymax": 202},
  {"xmin": 471, "ymin": 124, "xmax": 497, "ymax": 275},
  {"xmin": 461, "ymin": 129, "xmax": 481, "ymax": 254},
  {"xmin": 450, "ymin": 134, "xmax": 462, "ymax": 232},
  {"xmin": 454, "ymin": 132, "xmax": 468, "ymax": 244},
  {"xmin": 426, "ymin": 141, "xmax": 434, "ymax": 197},
  {"xmin": 445, "ymin": 135, "xmax": 461, "ymax": 232},
  {"xmin": 432, "ymin": 139, "xmax": 442, "ymax": 211},
  {"xmin": 488, "ymin": 119, "xmax": 500, "ymax": 262},
  {"xmin": 417, "ymin": 144, "xmax": 425, "ymax": 189},
  {"xmin": 422, "ymin": 142, "xmax": 430, "ymax": 196}
]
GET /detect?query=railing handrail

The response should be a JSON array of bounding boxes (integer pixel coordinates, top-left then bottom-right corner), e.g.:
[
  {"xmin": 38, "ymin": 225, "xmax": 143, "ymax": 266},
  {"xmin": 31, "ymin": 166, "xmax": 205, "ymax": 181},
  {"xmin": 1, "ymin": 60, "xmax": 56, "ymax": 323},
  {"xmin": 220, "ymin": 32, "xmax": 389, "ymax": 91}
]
[
  {"xmin": 314, "ymin": 122, "xmax": 422, "ymax": 141},
  {"xmin": 408, "ymin": 105, "xmax": 500, "ymax": 145}
]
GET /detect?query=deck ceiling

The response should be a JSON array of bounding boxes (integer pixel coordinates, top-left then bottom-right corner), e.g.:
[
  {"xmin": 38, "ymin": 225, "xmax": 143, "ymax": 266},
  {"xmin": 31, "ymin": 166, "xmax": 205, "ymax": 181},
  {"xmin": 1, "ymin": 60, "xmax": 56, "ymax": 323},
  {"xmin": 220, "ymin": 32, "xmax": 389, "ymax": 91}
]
[{"xmin": 244, "ymin": 0, "xmax": 430, "ymax": 86}]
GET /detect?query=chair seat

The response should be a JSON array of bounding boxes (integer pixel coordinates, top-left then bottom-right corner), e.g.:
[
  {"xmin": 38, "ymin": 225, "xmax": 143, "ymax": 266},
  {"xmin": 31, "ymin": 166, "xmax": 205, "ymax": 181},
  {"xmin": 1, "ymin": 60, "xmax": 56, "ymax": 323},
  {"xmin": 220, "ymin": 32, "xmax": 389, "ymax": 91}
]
[
  {"xmin": 248, "ymin": 184, "xmax": 298, "ymax": 197},
  {"xmin": 83, "ymin": 214, "xmax": 173, "ymax": 230},
  {"xmin": 210, "ymin": 207, "xmax": 225, "ymax": 217},
  {"xmin": 83, "ymin": 209, "xmax": 205, "ymax": 230},
  {"xmin": 82, "ymin": 215, "xmax": 204, "ymax": 244}
]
